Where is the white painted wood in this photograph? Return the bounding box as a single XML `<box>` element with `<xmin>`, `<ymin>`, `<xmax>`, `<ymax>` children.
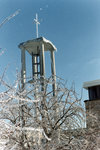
<box><xmin>18</xmin><ymin>37</ymin><xmax>57</xmax><ymax>55</ymax></box>
<box><xmin>40</xmin><ymin>43</ymin><xmax>45</xmax><ymax>91</ymax></box>
<box><xmin>40</xmin><ymin>43</ymin><xmax>45</xmax><ymax>77</ymax></box>
<box><xmin>21</xmin><ymin>48</ymin><xmax>26</xmax><ymax>87</ymax></box>
<box><xmin>50</xmin><ymin>51</ymin><xmax>56</xmax><ymax>96</ymax></box>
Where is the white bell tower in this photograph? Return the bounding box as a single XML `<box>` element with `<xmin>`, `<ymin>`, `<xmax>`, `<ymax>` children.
<box><xmin>18</xmin><ymin>32</ymin><xmax>57</xmax><ymax>95</ymax></box>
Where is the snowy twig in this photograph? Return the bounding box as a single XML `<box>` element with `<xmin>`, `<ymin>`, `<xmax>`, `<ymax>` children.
<box><xmin>0</xmin><ymin>9</ymin><xmax>20</xmax><ymax>28</ymax></box>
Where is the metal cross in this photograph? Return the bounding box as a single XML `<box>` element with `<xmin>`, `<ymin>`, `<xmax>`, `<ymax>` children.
<box><xmin>34</xmin><ymin>13</ymin><xmax>40</xmax><ymax>38</ymax></box>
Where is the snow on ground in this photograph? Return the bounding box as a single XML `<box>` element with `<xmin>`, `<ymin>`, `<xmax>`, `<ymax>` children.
<box><xmin>0</xmin><ymin>140</ymin><xmax>6</xmax><ymax>150</ymax></box>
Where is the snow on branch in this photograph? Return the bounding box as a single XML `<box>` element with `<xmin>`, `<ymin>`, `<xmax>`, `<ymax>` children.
<box><xmin>0</xmin><ymin>9</ymin><xmax>20</xmax><ymax>28</ymax></box>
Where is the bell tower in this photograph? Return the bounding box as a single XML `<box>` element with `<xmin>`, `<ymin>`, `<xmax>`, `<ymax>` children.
<box><xmin>18</xmin><ymin>13</ymin><xmax>57</xmax><ymax>95</ymax></box>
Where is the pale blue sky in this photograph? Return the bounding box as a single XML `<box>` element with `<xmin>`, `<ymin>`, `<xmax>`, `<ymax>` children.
<box><xmin>0</xmin><ymin>0</ymin><xmax>100</xmax><ymax>100</ymax></box>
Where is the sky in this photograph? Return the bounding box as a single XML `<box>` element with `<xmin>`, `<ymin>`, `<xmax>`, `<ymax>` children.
<box><xmin>0</xmin><ymin>0</ymin><xmax>100</xmax><ymax>101</ymax></box>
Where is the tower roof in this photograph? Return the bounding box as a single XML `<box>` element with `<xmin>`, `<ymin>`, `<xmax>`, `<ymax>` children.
<box><xmin>83</xmin><ymin>79</ymin><xmax>100</xmax><ymax>90</ymax></box>
<box><xmin>18</xmin><ymin>37</ymin><xmax>57</xmax><ymax>55</ymax></box>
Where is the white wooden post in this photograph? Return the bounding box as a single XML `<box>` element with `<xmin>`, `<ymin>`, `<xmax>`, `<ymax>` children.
<box><xmin>40</xmin><ymin>43</ymin><xmax>45</xmax><ymax>91</ymax></box>
<box><xmin>50</xmin><ymin>50</ymin><xmax>56</xmax><ymax>96</ymax></box>
<box><xmin>51</xmin><ymin>50</ymin><xmax>60</xmax><ymax>142</ymax></box>
<box><xmin>40</xmin><ymin>43</ymin><xmax>45</xmax><ymax>76</ymax></box>
<box><xmin>39</xmin><ymin>43</ymin><xmax>46</xmax><ymax>144</ymax></box>
<box><xmin>21</xmin><ymin>48</ymin><xmax>26</xmax><ymax>88</ymax></box>
<box><xmin>20</xmin><ymin>48</ymin><xmax>26</xmax><ymax>145</ymax></box>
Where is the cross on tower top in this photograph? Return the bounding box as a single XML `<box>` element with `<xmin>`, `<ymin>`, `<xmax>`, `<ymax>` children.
<box><xmin>34</xmin><ymin>13</ymin><xmax>40</xmax><ymax>38</ymax></box>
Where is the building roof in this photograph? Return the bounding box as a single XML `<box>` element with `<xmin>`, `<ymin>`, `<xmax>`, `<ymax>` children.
<box><xmin>18</xmin><ymin>37</ymin><xmax>57</xmax><ymax>55</ymax></box>
<box><xmin>83</xmin><ymin>79</ymin><xmax>100</xmax><ymax>90</ymax></box>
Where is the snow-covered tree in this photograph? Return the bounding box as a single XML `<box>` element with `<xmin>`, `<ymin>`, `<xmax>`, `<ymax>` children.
<box><xmin>0</xmin><ymin>74</ymin><xmax>85</xmax><ymax>150</ymax></box>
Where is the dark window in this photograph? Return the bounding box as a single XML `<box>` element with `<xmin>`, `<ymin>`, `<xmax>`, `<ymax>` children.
<box><xmin>88</xmin><ymin>86</ymin><xmax>100</xmax><ymax>100</ymax></box>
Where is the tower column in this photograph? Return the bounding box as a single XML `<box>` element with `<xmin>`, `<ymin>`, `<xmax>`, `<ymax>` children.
<box><xmin>40</xmin><ymin>43</ymin><xmax>45</xmax><ymax>77</ymax></box>
<box><xmin>21</xmin><ymin>48</ymin><xmax>26</xmax><ymax>88</ymax></box>
<box><xmin>40</xmin><ymin>43</ymin><xmax>45</xmax><ymax>91</ymax></box>
<box><xmin>20</xmin><ymin>48</ymin><xmax>26</xmax><ymax>144</ymax></box>
<box><xmin>50</xmin><ymin>51</ymin><xmax>56</xmax><ymax>96</ymax></box>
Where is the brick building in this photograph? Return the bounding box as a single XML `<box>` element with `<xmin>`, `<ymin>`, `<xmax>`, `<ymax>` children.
<box><xmin>83</xmin><ymin>79</ymin><xmax>100</xmax><ymax>128</ymax></box>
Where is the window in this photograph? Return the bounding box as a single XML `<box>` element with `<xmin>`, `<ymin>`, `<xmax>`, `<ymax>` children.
<box><xmin>88</xmin><ymin>86</ymin><xmax>100</xmax><ymax>100</ymax></box>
